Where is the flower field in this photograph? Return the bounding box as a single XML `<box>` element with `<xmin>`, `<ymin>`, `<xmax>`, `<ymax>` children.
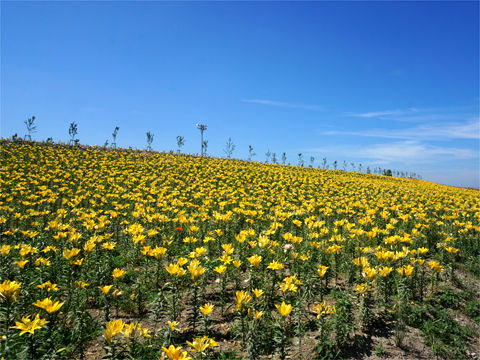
<box><xmin>1</xmin><ymin>141</ymin><xmax>479</xmax><ymax>360</ymax></box>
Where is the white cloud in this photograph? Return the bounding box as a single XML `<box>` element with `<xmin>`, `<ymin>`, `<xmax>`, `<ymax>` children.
<box><xmin>324</xmin><ymin>119</ymin><xmax>480</xmax><ymax>140</ymax></box>
<box><xmin>348</xmin><ymin>109</ymin><xmax>408</xmax><ymax>118</ymax></box>
<box><xmin>346</xmin><ymin>105</ymin><xmax>476</xmax><ymax>122</ymax></box>
<box><xmin>242</xmin><ymin>99</ymin><xmax>323</xmax><ymax>111</ymax></box>
<box><xmin>305</xmin><ymin>140</ymin><xmax>477</xmax><ymax>164</ymax></box>
<box><xmin>360</xmin><ymin>141</ymin><xmax>476</xmax><ymax>163</ymax></box>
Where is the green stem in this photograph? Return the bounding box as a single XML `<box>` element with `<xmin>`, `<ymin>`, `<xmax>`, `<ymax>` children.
<box><xmin>5</xmin><ymin>301</ymin><xmax>10</xmax><ymax>344</ymax></box>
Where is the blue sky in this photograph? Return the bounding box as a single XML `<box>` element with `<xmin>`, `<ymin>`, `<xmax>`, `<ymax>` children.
<box><xmin>2</xmin><ymin>1</ymin><xmax>479</xmax><ymax>187</ymax></box>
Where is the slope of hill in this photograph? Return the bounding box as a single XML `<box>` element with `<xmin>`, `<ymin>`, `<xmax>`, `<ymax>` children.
<box><xmin>1</xmin><ymin>140</ymin><xmax>479</xmax><ymax>359</ymax></box>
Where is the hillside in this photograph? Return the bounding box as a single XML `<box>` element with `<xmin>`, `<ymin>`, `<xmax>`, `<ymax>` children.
<box><xmin>1</xmin><ymin>141</ymin><xmax>479</xmax><ymax>360</ymax></box>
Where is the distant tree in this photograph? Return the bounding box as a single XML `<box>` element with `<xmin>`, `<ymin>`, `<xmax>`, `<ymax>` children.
<box><xmin>384</xmin><ymin>169</ymin><xmax>392</xmax><ymax>176</ymax></box>
<box><xmin>111</xmin><ymin>126</ymin><xmax>119</xmax><ymax>148</ymax></box>
<box><xmin>177</xmin><ymin>136</ymin><xmax>185</xmax><ymax>153</ymax></box>
<box><xmin>333</xmin><ymin>160</ymin><xmax>338</xmax><ymax>170</ymax></box>
<box><xmin>358</xmin><ymin>164</ymin><xmax>362</xmax><ymax>172</ymax></box>
<box><xmin>248</xmin><ymin>145</ymin><xmax>256</xmax><ymax>161</ymax></box>
<box><xmin>272</xmin><ymin>153</ymin><xmax>278</xmax><ymax>164</ymax></box>
<box><xmin>322</xmin><ymin>158</ymin><xmax>327</xmax><ymax>169</ymax></box>
<box><xmin>69</xmin><ymin>122</ymin><xmax>78</xmax><ymax>144</ymax></box>
<box><xmin>24</xmin><ymin>116</ymin><xmax>36</xmax><ymax>140</ymax></box>
<box><xmin>282</xmin><ymin>152</ymin><xmax>287</xmax><ymax>165</ymax></box>
<box><xmin>223</xmin><ymin>137</ymin><xmax>235</xmax><ymax>158</ymax></box>
<box><xmin>342</xmin><ymin>160</ymin><xmax>347</xmax><ymax>171</ymax></box>
<box><xmin>310</xmin><ymin>156</ymin><xmax>315</xmax><ymax>167</ymax></box>
<box><xmin>265</xmin><ymin>149</ymin><xmax>271</xmax><ymax>163</ymax></box>
<box><xmin>146</xmin><ymin>132</ymin><xmax>154</xmax><ymax>151</ymax></box>
<box><xmin>103</xmin><ymin>139</ymin><xmax>109</xmax><ymax>148</ymax></box>
<box><xmin>350</xmin><ymin>162</ymin><xmax>355</xmax><ymax>171</ymax></box>
<box><xmin>366</xmin><ymin>166</ymin><xmax>371</xmax><ymax>174</ymax></box>
<box><xmin>298</xmin><ymin>153</ymin><xmax>304</xmax><ymax>166</ymax></box>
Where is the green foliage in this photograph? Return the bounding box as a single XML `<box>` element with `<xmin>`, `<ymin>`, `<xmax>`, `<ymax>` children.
<box><xmin>374</xmin><ymin>341</ymin><xmax>387</xmax><ymax>356</ymax></box>
<box><xmin>465</xmin><ymin>300</ymin><xmax>480</xmax><ymax>324</ymax></box>
<box><xmin>407</xmin><ymin>301</ymin><xmax>474</xmax><ymax>359</ymax></box>
<box><xmin>332</xmin><ymin>290</ymin><xmax>353</xmax><ymax>350</ymax></box>
<box><xmin>438</xmin><ymin>288</ymin><xmax>461</xmax><ymax>309</ymax></box>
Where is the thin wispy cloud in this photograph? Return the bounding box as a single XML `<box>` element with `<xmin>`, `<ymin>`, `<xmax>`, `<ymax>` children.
<box><xmin>347</xmin><ymin>109</ymin><xmax>410</xmax><ymax>118</ymax></box>
<box><xmin>242</xmin><ymin>99</ymin><xmax>323</xmax><ymax>111</ymax></box>
<box><xmin>305</xmin><ymin>140</ymin><xmax>477</xmax><ymax>165</ymax></box>
<box><xmin>346</xmin><ymin>105</ymin><xmax>476</xmax><ymax>122</ymax></box>
<box><xmin>360</xmin><ymin>141</ymin><xmax>476</xmax><ymax>163</ymax></box>
<box><xmin>324</xmin><ymin>119</ymin><xmax>480</xmax><ymax>140</ymax></box>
